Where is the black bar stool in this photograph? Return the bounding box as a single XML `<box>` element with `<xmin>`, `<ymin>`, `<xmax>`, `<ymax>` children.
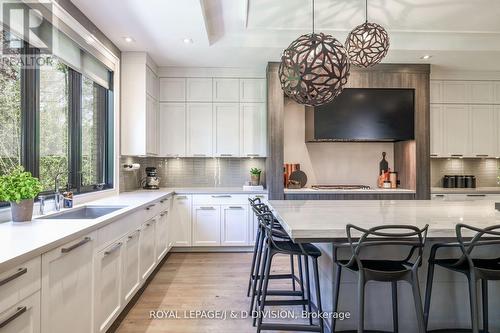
<box><xmin>424</xmin><ymin>223</ymin><xmax>500</xmax><ymax>333</ymax></box>
<box><xmin>255</xmin><ymin>211</ymin><xmax>324</xmax><ymax>333</ymax></box>
<box><xmin>247</xmin><ymin>198</ymin><xmax>305</xmax><ymax>315</ymax></box>
<box><xmin>332</xmin><ymin>224</ymin><xmax>429</xmax><ymax>333</ymax></box>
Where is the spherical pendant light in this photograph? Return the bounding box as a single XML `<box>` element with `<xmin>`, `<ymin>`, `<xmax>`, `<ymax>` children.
<box><xmin>279</xmin><ymin>33</ymin><xmax>350</xmax><ymax>106</ymax></box>
<box><xmin>345</xmin><ymin>0</ymin><xmax>390</xmax><ymax>68</ymax></box>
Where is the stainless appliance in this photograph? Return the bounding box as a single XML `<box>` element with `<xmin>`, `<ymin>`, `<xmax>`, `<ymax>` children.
<box><xmin>143</xmin><ymin>167</ymin><xmax>160</xmax><ymax>190</ymax></box>
<box><xmin>311</xmin><ymin>185</ymin><xmax>371</xmax><ymax>190</ymax></box>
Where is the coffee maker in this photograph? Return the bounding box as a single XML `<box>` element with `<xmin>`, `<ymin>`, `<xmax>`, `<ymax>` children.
<box><xmin>143</xmin><ymin>167</ymin><xmax>160</xmax><ymax>190</ymax></box>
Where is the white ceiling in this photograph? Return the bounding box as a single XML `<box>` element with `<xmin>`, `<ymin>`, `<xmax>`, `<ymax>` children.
<box><xmin>71</xmin><ymin>0</ymin><xmax>500</xmax><ymax>71</ymax></box>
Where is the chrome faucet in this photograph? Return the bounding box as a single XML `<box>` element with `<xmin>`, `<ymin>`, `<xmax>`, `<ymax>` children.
<box><xmin>54</xmin><ymin>173</ymin><xmax>65</xmax><ymax>211</ymax></box>
<box><xmin>39</xmin><ymin>195</ymin><xmax>46</xmax><ymax>215</ymax></box>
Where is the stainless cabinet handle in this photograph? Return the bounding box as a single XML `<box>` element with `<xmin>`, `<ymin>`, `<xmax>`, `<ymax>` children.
<box><xmin>104</xmin><ymin>242</ymin><xmax>123</xmax><ymax>256</ymax></box>
<box><xmin>200</xmin><ymin>207</ymin><xmax>215</xmax><ymax>210</ymax></box>
<box><xmin>128</xmin><ymin>230</ymin><xmax>140</xmax><ymax>240</ymax></box>
<box><xmin>160</xmin><ymin>211</ymin><xmax>168</xmax><ymax>217</ymax></box>
<box><xmin>220</xmin><ymin>154</ymin><xmax>233</xmax><ymax>157</ymax></box>
<box><xmin>0</xmin><ymin>306</ymin><xmax>27</xmax><ymax>329</ymax></box>
<box><xmin>229</xmin><ymin>206</ymin><xmax>243</xmax><ymax>209</ymax></box>
<box><xmin>61</xmin><ymin>237</ymin><xmax>92</xmax><ymax>253</ymax></box>
<box><xmin>212</xmin><ymin>195</ymin><xmax>232</xmax><ymax>198</ymax></box>
<box><xmin>247</xmin><ymin>154</ymin><xmax>260</xmax><ymax>157</ymax></box>
<box><xmin>176</xmin><ymin>196</ymin><xmax>188</xmax><ymax>199</ymax></box>
<box><xmin>0</xmin><ymin>267</ymin><xmax>27</xmax><ymax>287</ymax></box>
<box><xmin>451</xmin><ymin>154</ymin><xmax>463</xmax><ymax>157</ymax></box>
<box><xmin>145</xmin><ymin>204</ymin><xmax>156</xmax><ymax>210</ymax></box>
<box><xmin>434</xmin><ymin>194</ymin><xmax>445</xmax><ymax>197</ymax></box>
<box><xmin>145</xmin><ymin>222</ymin><xmax>153</xmax><ymax>227</ymax></box>
<box><xmin>476</xmin><ymin>154</ymin><xmax>489</xmax><ymax>157</ymax></box>
<box><xmin>159</xmin><ymin>199</ymin><xmax>166</xmax><ymax>203</ymax></box>
<box><xmin>466</xmin><ymin>194</ymin><xmax>486</xmax><ymax>197</ymax></box>
<box><xmin>430</xmin><ymin>154</ymin><xmax>438</xmax><ymax>157</ymax></box>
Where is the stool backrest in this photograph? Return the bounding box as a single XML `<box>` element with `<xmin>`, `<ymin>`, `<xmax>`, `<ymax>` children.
<box><xmin>345</xmin><ymin>224</ymin><xmax>429</xmax><ymax>270</ymax></box>
<box><xmin>455</xmin><ymin>223</ymin><xmax>500</xmax><ymax>267</ymax></box>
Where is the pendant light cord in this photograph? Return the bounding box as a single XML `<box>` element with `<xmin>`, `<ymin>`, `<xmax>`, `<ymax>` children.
<box><xmin>312</xmin><ymin>0</ymin><xmax>315</xmax><ymax>34</ymax></box>
<box><xmin>365</xmin><ymin>0</ymin><xmax>368</xmax><ymax>23</ymax></box>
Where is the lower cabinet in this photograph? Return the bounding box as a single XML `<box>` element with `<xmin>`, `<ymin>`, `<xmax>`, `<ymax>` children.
<box><xmin>122</xmin><ymin>229</ymin><xmax>141</xmax><ymax>304</ymax></box>
<box><xmin>139</xmin><ymin>218</ymin><xmax>157</xmax><ymax>280</ymax></box>
<box><xmin>93</xmin><ymin>239</ymin><xmax>124</xmax><ymax>333</ymax></box>
<box><xmin>0</xmin><ymin>291</ymin><xmax>40</xmax><ymax>333</ymax></box>
<box><xmin>156</xmin><ymin>210</ymin><xmax>169</xmax><ymax>261</ymax></box>
<box><xmin>171</xmin><ymin>195</ymin><xmax>192</xmax><ymax>247</ymax></box>
<box><xmin>41</xmin><ymin>233</ymin><xmax>95</xmax><ymax>333</ymax></box>
<box><xmin>221</xmin><ymin>205</ymin><xmax>249</xmax><ymax>246</ymax></box>
<box><xmin>192</xmin><ymin>205</ymin><xmax>221</xmax><ymax>246</ymax></box>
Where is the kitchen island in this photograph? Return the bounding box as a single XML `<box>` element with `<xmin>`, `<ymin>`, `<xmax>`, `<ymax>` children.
<box><xmin>268</xmin><ymin>200</ymin><xmax>500</xmax><ymax>332</ymax></box>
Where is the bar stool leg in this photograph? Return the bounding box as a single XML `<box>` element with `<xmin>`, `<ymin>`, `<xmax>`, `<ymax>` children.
<box><xmin>298</xmin><ymin>255</ymin><xmax>306</xmax><ymax>311</ymax></box>
<box><xmin>423</xmin><ymin>261</ymin><xmax>435</xmax><ymax>329</ymax></box>
<box><xmin>290</xmin><ymin>255</ymin><xmax>296</xmax><ymax>291</ymax></box>
<box><xmin>410</xmin><ymin>271</ymin><xmax>425</xmax><ymax>333</ymax></box>
<box><xmin>256</xmin><ymin>251</ymin><xmax>274</xmax><ymax>333</ymax></box>
<box><xmin>253</xmin><ymin>242</ymin><xmax>269</xmax><ymax>326</ymax></box>
<box><xmin>247</xmin><ymin>227</ymin><xmax>262</xmax><ymax>297</ymax></box>
<box><xmin>312</xmin><ymin>258</ymin><xmax>325</xmax><ymax>333</ymax></box>
<box><xmin>304</xmin><ymin>256</ymin><xmax>313</xmax><ymax>325</ymax></box>
<box><xmin>468</xmin><ymin>273</ymin><xmax>480</xmax><ymax>333</ymax></box>
<box><xmin>482</xmin><ymin>279</ymin><xmax>488</xmax><ymax>333</ymax></box>
<box><xmin>392</xmin><ymin>281</ymin><xmax>399</xmax><ymax>333</ymax></box>
<box><xmin>250</xmin><ymin>232</ymin><xmax>265</xmax><ymax>314</ymax></box>
<box><xmin>357</xmin><ymin>273</ymin><xmax>365</xmax><ymax>333</ymax></box>
<box><xmin>332</xmin><ymin>265</ymin><xmax>342</xmax><ymax>333</ymax></box>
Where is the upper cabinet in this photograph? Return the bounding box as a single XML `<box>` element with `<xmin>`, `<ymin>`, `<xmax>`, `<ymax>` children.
<box><xmin>121</xmin><ymin>52</ymin><xmax>160</xmax><ymax>156</ymax></box>
<box><xmin>187</xmin><ymin>103</ymin><xmax>213</xmax><ymax>157</ymax></box>
<box><xmin>159</xmin><ymin>103</ymin><xmax>186</xmax><ymax>157</ymax></box>
<box><xmin>160</xmin><ymin>78</ymin><xmax>186</xmax><ymax>102</ymax></box>
<box><xmin>240</xmin><ymin>79</ymin><xmax>266</xmax><ymax>102</ymax></box>
<box><xmin>431</xmin><ymin>80</ymin><xmax>500</xmax><ymax>104</ymax></box>
<box><xmin>186</xmin><ymin>78</ymin><xmax>213</xmax><ymax>102</ymax></box>
<box><xmin>214</xmin><ymin>103</ymin><xmax>240</xmax><ymax>157</ymax></box>
<box><xmin>241</xmin><ymin>103</ymin><xmax>267</xmax><ymax>157</ymax></box>
<box><xmin>213</xmin><ymin>78</ymin><xmax>239</xmax><ymax>102</ymax></box>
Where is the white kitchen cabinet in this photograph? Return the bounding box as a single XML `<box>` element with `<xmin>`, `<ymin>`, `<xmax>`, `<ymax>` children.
<box><xmin>187</xmin><ymin>103</ymin><xmax>213</xmax><ymax>157</ymax></box>
<box><xmin>192</xmin><ymin>205</ymin><xmax>221</xmax><ymax>246</ymax></box>
<box><xmin>93</xmin><ymin>240</ymin><xmax>123</xmax><ymax>333</ymax></box>
<box><xmin>121</xmin><ymin>52</ymin><xmax>159</xmax><ymax>156</ymax></box>
<box><xmin>442</xmin><ymin>104</ymin><xmax>470</xmax><ymax>156</ymax></box>
<box><xmin>495</xmin><ymin>82</ymin><xmax>500</xmax><ymax>104</ymax></box>
<box><xmin>0</xmin><ymin>291</ymin><xmax>40</xmax><ymax>333</ymax></box>
<box><xmin>430</xmin><ymin>104</ymin><xmax>443</xmax><ymax>157</ymax></box>
<box><xmin>171</xmin><ymin>195</ymin><xmax>192</xmax><ymax>247</ymax></box>
<box><xmin>241</xmin><ymin>103</ymin><xmax>267</xmax><ymax>157</ymax></box>
<box><xmin>470</xmin><ymin>105</ymin><xmax>495</xmax><ymax>157</ymax></box>
<box><xmin>442</xmin><ymin>81</ymin><xmax>468</xmax><ymax>104</ymax></box>
<box><xmin>187</xmin><ymin>78</ymin><xmax>213</xmax><ymax>102</ymax></box>
<box><xmin>430</xmin><ymin>80</ymin><xmax>442</xmax><ymax>104</ymax></box>
<box><xmin>41</xmin><ymin>232</ymin><xmax>95</xmax><ymax>333</ymax></box>
<box><xmin>221</xmin><ymin>205</ymin><xmax>249</xmax><ymax>246</ymax></box>
<box><xmin>139</xmin><ymin>219</ymin><xmax>157</xmax><ymax>280</ymax></box>
<box><xmin>155</xmin><ymin>210</ymin><xmax>169</xmax><ymax>261</ymax></box>
<box><xmin>240</xmin><ymin>79</ymin><xmax>266</xmax><ymax>102</ymax></box>
<box><xmin>214</xmin><ymin>103</ymin><xmax>240</xmax><ymax>157</ymax></box>
<box><xmin>159</xmin><ymin>103</ymin><xmax>186</xmax><ymax>157</ymax></box>
<box><xmin>121</xmin><ymin>229</ymin><xmax>140</xmax><ymax>304</ymax></box>
<box><xmin>213</xmin><ymin>78</ymin><xmax>239</xmax><ymax>102</ymax></box>
<box><xmin>470</xmin><ymin>81</ymin><xmax>494</xmax><ymax>104</ymax></box>
<box><xmin>160</xmin><ymin>78</ymin><xmax>186</xmax><ymax>102</ymax></box>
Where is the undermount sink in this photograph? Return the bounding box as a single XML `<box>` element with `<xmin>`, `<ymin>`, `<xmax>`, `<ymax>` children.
<box><xmin>37</xmin><ymin>206</ymin><xmax>126</xmax><ymax>220</ymax></box>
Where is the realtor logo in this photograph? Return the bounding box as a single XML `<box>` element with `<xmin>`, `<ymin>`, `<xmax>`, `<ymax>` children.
<box><xmin>2</xmin><ymin>1</ymin><xmax>53</xmax><ymax>54</ymax></box>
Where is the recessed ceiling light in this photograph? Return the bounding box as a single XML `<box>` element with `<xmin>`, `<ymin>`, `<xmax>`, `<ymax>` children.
<box><xmin>420</xmin><ymin>55</ymin><xmax>432</xmax><ymax>60</ymax></box>
<box><xmin>183</xmin><ymin>38</ymin><xmax>194</xmax><ymax>44</ymax></box>
<box><xmin>124</xmin><ymin>37</ymin><xmax>134</xmax><ymax>43</ymax></box>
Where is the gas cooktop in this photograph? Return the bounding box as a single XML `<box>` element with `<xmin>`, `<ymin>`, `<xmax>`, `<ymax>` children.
<box><xmin>311</xmin><ymin>185</ymin><xmax>371</xmax><ymax>190</ymax></box>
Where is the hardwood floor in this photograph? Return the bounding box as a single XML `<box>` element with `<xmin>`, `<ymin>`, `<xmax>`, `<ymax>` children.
<box><xmin>115</xmin><ymin>252</ymin><xmax>302</xmax><ymax>333</ymax></box>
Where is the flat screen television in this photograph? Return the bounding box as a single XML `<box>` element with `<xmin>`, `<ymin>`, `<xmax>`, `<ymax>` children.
<box><xmin>306</xmin><ymin>88</ymin><xmax>415</xmax><ymax>142</ymax></box>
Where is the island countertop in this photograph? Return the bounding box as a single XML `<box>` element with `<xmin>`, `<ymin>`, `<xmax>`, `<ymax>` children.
<box><xmin>268</xmin><ymin>199</ymin><xmax>500</xmax><ymax>241</ymax></box>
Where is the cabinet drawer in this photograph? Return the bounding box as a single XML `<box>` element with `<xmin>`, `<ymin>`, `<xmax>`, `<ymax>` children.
<box><xmin>0</xmin><ymin>257</ymin><xmax>41</xmax><ymax>314</ymax></box>
<box><xmin>0</xmin><ymin>290</ymin><xmax>40</xmax><ymax>333</ymax></box>
<box><xmin>192</xmin><ymin>194</ymin><xmax>249</xmax><ymax>205</ymax></box>
<box><xmin>96</xmin><ymin>210</ymin><xmax>141</xmax><ymax>250</ymax></box>
<box><xmin>158</xmin><ymin>196</ymin><xmax>172</xmax><ymax>212</ymax></box>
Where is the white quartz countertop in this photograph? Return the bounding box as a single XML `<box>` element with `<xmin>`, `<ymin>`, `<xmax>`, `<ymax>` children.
<box><xmin>160</xmin><ymin>187</ymin><xmax>267</xmax><ymax>194</ymax></box>
<box><xmin>269</xmin><ymin>199</ymin><xmax>500</xmax><ymax>241</ymax></box>
<box><xmin>284</xmin><ymin>188</ymin><xmax>416</xmax><ymax>194</ymax></box>
<box><xmin>0</xmin><ymin>190</ymin><xmax>174</xmax><ymax>271</ymax></box>
<box><xmin>431</xmin><ymin>187</ymin><xmax>500</xmax><ymax>194</ymax></box>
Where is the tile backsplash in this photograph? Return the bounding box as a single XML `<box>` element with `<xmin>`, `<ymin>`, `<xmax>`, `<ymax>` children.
<box><xmin>431</xmin><ymin>158</ymin><xmax>500</xmax><ymax>187</ymax></box>
<box><xmin>120</xmin><ymin>156</ymin><xmax>266</xmax><ymax>191</ymax></box>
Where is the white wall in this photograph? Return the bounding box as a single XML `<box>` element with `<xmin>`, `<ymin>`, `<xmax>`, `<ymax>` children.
<box><xmin>284</xmin><ymin>98</ymin><xmax>395</xmax><ymax>188</ymax></box>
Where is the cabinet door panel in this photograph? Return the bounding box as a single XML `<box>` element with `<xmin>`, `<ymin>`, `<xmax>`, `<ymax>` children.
<box><xmin>159</xmin><ymin>103</ymin><xmax>186</xmax><ymax>157</ymax></box>
<box><xmin>430</xmin><ymin>81</ymin><xmax>442</xmax><ymax>104</ymax></box>
<box><xmin>240</xmin><ymin>79</ymin><xmax>266</xmax><ymax>102</ymax></box>
<box><xmin>94</xmin><ymin>241</ymin><xmax>123</xmax><ymax>333</ymax></box>
<box><xmin>122</xmin><ymin>230</ymin><xmax>140</xmax><ymax>303</ymax></box>
<box><xmin>241</xmin><ymin>103</ymin><xmax>266</xmax><ymax>157</ymax></box>
<box><xmin>213</xmin><ymin>78</ymin><xmax>239</xmax><ymax>102</ymax></box>
<box><xmin>430</xmin><ymin>105</ymin><xmax>443</xmax><ymax>156</ymax></box>
<box><xmin>470</xmin><ymin>81</ymin><xmax>494</xmax><ymax>104</ymax></box>
<box><xmin>192</xmin><ymin>205</ymin><xmax>220</xmax><ymax>246</ymax></box>
<box><xmin>146</xmin><ymin>95</ymin><xmax>158</xmax><ymax>155</ymax></box>
<box><xmin>470</xmin><ymin>105</ymin><xmax>495</xmax><ymax>156</ymax></box>
<box><xmin>442</xmin><ymin>105</ymin><xmax>469</xmax><ymax>156</ymax></box>
<box><xmin>0</xmin><ymin>291</ymin><xmax>40</xmax><ymax>333</ymax></box>
<box><xmin>442</xmin><ymin>81</ymin><xmax>468</xmax><ymax>104</ymax></box>
<box><xmin>139</xmin><ymin>220</ymin><xmax>156</xmax><ymax>280</ymax></box>
<box><xmin>495</xmin><ymin>82</ymin><xmax>500</xmax><ymax>104</ymax></box>
<box><xmin>187</xmin><ymin>103</ymin><xmax>213</xmax><ymax>156</ymax></box>
<box><xmin>221</xmin><ymin>205</ymin><xmax>248</xmax><ymax>246</ymax></box>
<box><xmin>41</xmin><ymin>233</ymin><xmax>95</xmax><ymax>333</ymax></box>
<box><xmin>186</xmin><ymin>78</ymin><xmax>212</xmax><ymax>102</ymax></box>
<box><xmin>146</xmin><ymin>66</ymin><xmax>158</xmax><ymax>100</ymax></box>
<box><xmin>214</xmin><ymin>103</ymin><xmax>240</xmax><ymax>156</ymax></box>
<box><xmin>156</xmin><ymin>211</ymin><xmax>169</xmax><ymax>261</ymax></box>
<box><xmin>160</xmin><ymin>78</ymin><xmax>186</xmax><ymax>102</ymax></box>
<box><xmin>171</xmin><ymin>195</ymin><xmax>192</xmax><ymax>247</ymax></box>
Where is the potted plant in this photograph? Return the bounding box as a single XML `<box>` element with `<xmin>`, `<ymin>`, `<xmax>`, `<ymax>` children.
<box><xmin>0</xmin><ymin>167</ymin><xmax>43</xmax><ymax>222</ymax></box>
<box><xmin>250</xmin><ymin>168</ymin><xmax>262</xmax><ymax>186</ymax></box>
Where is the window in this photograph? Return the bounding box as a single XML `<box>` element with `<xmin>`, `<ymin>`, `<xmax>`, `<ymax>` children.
<box><xmin>0</xmin><ymin>36</ymin><xmax>113</xmax><ymax>205</ymax></box>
